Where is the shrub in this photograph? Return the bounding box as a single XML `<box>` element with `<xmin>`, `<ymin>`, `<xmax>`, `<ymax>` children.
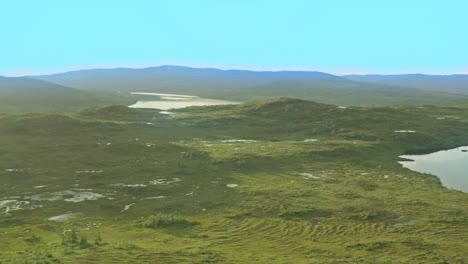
<box><xmin>94</xmin><ymin>232</ymin><xmax>103</xmax><ymax>245</ymax></box>
<box><xmin>23</xmin><ymin>234</ymin><xmax>41</xmax><ymax>243</ymax></box>
<box><xmin>347</xmin><ymin>240</ymin><xmax>394</xmax><ymax>251</ymax></box>
<box><xmin>112</xmin><ymin>242</ymin><xmax>139</xmax><ymax>250</ymax></box>
<box><xmin>61</xmin><ymin>229</ymin><xmax>91</xmax><ymax>249</ymax></box>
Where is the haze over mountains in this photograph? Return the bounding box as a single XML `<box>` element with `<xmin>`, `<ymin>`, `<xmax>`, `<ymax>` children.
<box><xmin>31</xmin><ymin>65</ymin><xmax>468</xmax><ymax>92</ymax></box>
<box><xmin>346</xmin><ymin>74</ymin><xmax>468</xmax><ymax>95</ymax></box>
<box><xmin>1</xmin><ymin>65</ymin><xmax>467</xmax><ymax>112</ymax></box>
<box><xmin>0</xmin><ymin>76</ymin><xmax>78</xmax><ymax>93</ymax></box>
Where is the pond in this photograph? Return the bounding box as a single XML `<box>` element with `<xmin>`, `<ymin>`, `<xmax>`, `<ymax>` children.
<box><xmin>128</xmin><ymin>92</ymin><xmax>240</xmax><ymax>110</ymax></box>
<box><xmin>399</xmin><ymin>146</ymin><xmax>468</xmax><ymax>193</ymax></box>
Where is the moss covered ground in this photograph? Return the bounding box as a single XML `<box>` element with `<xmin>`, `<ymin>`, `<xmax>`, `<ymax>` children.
<box><xmin>0</xmin><ymin>99</ymin><xmax>467</xmax><ymax>263</ymax></box>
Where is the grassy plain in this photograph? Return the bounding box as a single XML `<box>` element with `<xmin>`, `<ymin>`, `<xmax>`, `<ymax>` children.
<box><xmin>0</xmin><ymin>99</ymin><xmax>467</xmax><ymax>263</ymax></box>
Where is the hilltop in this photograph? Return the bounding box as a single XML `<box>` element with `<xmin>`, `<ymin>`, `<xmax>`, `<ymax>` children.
<box><xmin>174</xmin><ymin>98</ymin><xmax>468</xmax><ymax>150</ymax></box>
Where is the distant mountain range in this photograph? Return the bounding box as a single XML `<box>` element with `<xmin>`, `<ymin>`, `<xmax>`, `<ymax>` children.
<box><xmin>30</xmin><ymin>66</ymin><xmax>468</xmax><ymax>107</ymax></box>
<box><xmin>345</xmin><ymin>74</ymin><xmax>468</xmax><ymax>95</ymax></box>
<box><xmin>31</xmin><ymin>65</ymin><xmax>352</xmax><ymax>93</ymax></box>
<box><xmin>1</xmin><ymin>66</ymin><xmax>467</xmax><ymax>112</ymax></box>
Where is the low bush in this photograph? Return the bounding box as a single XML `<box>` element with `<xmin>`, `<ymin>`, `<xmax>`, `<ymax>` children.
<box><xmin>134</xmin><ymin>213</ymin><xmax>197</xmax><ymax>228</ymax></box>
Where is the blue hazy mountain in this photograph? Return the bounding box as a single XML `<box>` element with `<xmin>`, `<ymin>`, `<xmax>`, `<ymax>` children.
<box><xmin>32</xmin><ymin>66</ymin><xmax>468</xmax><ymax>106</ymax></box>
<box><xmin>345</xmin><ymin>74</ymin><xmax>468</xmax><ymax>95</ymax></box>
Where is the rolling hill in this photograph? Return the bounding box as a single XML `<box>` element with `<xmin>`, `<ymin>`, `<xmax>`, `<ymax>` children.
<box><xmin>0</xmin><ymin>77</ymin><xmax>134</xmax><ymax>113</ymax></box>
<box><xmin>0</xmin><ymin>98</ymin><xmax>467</xmax><ymax>263</ymax></box>
<box><xmin>32</xmin><ymin>66</ymin><xmax>468</xmax><ymax>106</ymax></box>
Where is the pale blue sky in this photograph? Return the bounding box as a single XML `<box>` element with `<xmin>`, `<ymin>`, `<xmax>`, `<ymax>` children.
<box><xmin>1</xmin><ymin>0</ymin><xmax>467</xmax><ymax>76</ymax></box>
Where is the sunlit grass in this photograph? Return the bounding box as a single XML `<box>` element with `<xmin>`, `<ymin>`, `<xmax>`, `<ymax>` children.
<box><xmin>0</xmin><ymin>99</ymin><xmax>467</xmax><ymax>263</ymax></box>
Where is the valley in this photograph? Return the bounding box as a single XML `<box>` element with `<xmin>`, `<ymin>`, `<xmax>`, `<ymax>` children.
<box><xmin>3</xmin><ymin>1</ymin><xmax>467</xmax><ymax>262</ymax></box>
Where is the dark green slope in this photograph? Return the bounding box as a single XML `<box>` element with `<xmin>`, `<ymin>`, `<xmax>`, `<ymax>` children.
<box><xmin>0</xmin><ymin>77</ymin><xmax>134</xmax><ymax>113</ymax></box>
<box><xmin>176</xmin><ymin>97</ymin><xmax>468</xmax><ymax>150</ymax></box>
<box><xmin>32</xmin><ymin>66</ymin><xmax>468</xmax><ymax>106</ymax></box>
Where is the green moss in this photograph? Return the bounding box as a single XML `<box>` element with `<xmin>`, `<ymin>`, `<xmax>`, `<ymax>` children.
<box><xmin>0</xmin><ymin>98</ymin><xmax>467</xmax><ymax>263</ymax></box>
<box><xmin>134</xmin><ymin>213</ymin><xmax>197</xmax><ymax>228</ymax></box>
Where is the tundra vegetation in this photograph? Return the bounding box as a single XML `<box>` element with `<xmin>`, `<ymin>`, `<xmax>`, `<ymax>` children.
<box><xmin>0</xmin><ymin>98</ymin><xmax>467</xmax><ymax>263</ymax></box>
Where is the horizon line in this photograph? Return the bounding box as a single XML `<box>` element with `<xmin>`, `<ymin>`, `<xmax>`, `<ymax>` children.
<box><xmin>2</xmin><ymin>64</ymin><xmax>468</xmax><ymax>77</ymax></box>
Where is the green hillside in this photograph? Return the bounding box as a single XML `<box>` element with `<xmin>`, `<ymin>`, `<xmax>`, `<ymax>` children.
<box><xmin>0</xmin><ymin>77</ymin><xmax>134</xmax><ymax>113</ymax></box>
<box><xmin>0</xmin><ymin>99</ymin><xmax>467</xmax><ymax>263</ymax></box>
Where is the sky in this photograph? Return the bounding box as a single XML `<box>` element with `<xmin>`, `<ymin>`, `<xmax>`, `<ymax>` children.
<box><xmin>1</xmin><ymin>0</ymin><xmax>467</xmax><ymax>76</ymax></box>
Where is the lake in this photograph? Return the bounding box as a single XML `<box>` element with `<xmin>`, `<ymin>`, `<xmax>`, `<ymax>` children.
<box><xmin>399</xmin><ymin>146</ymin><xmax>468</xmax><ymax>193</ymax></box>
<box><xmin>128</xmin><ymin>92</ymin><xmax>240</xmax><ymax>110</ymax></box>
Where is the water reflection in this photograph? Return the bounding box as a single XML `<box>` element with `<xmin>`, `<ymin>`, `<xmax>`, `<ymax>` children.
<box><xmin>399</xmin><ymin>146</ymin><xmax>468</xmax><ymax>192</ymax></box>
<box><xmin>128</xmin><ymin>92</ymin><xmax>240</xmax><ymax>110</ymax></box>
